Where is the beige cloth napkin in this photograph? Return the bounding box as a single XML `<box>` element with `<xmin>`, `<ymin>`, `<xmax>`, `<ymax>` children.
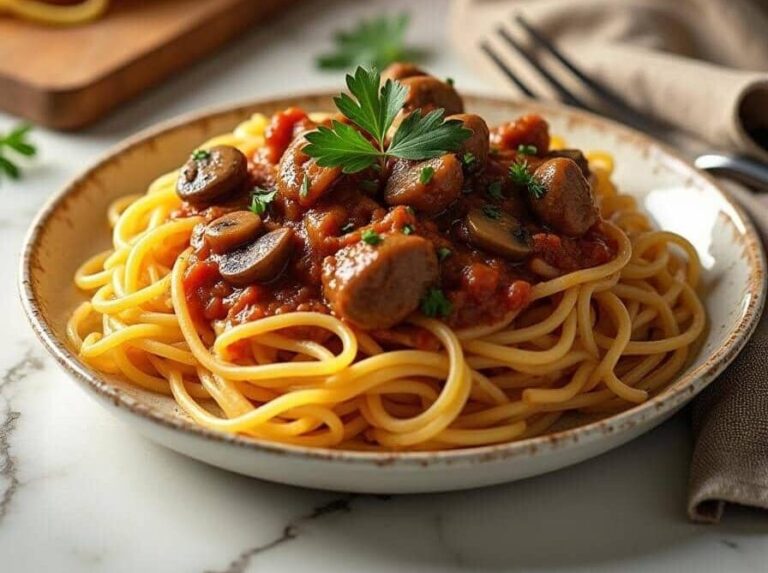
<box><xmin>450</xmin><ymin>0</ymin><xmax>768</xmax><ymax>522</ymax></box>
<box><xmin>449</xmin><ymin>0</ymin><xmax>768</xmax><ymax>160</ymax></box>
<box><xmin>688</xmin><ymin>189</ymin><xmax>768</xmax><ymax>523</ymax></box>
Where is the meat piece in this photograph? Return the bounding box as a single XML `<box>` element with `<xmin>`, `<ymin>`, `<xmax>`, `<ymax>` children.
<box><xmin>491</xmin><ymin>114</ymin><xmax>550</xmax><ymax>154</ymax></box>
<box><xmin>545</xmin><ymin>149</ymin><xmax>591</xmax><ymax>178</ymax></box>
<box><xmin>277</xmin><ymin>134</ymin><xmax>341</xmax><ymax>207</ymax></box>
<box><xmin>448</xmin><ymin>113</ymin><xmax>489</xmax><ymax>170</ymax></box>
<box><xmin>322</xmin><ymin>234</ymin><xmax>439</xmax><ymax>329</ymax></box>
<box><xmin>400</xmin><ymin>76</ymin><xmax>464</xmax><ymax>116</ymax></box>
<box><xmin>530</xmin><ymin>158</ymin><xmax>599</xmax><ymax>236</ymax></box>
<box><xmin>381</xmin><ymin>62</ymin><xmax>427</xmax><ymax>82</ymax></box>
<box><xmin>384</xmin><ymin>155</ymin><xmax>463</xmax><ymax>215</ymax></box>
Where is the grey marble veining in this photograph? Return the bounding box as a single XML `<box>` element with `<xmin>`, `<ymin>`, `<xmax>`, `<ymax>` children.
<box><xmin>0</xmin><ymin>1</ymin><xmax>766</xmax><ymax>571</ymax></box>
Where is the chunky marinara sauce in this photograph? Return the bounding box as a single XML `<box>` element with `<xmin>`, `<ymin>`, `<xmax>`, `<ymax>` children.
<box><xmin>176</xmin><ymin>108</ymin><xmax>616</xmax><ymax>342</ymax></box>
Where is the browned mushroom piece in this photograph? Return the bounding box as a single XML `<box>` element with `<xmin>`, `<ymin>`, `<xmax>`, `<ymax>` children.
<box><xmin>448</xmin><ymin>113</ymin><xmax>489</xmax><ymax>170</ymax></box>
<box><xmin>400</xmin><ymin>76</ymin><xmax>464</xmax><ymax>116</ymax></box>
<box><xmin>384</xmin><ymin>155</ymin><xmax>463</xmax><ymax>215</ymax></box>
<box><xmin>176</xmin><ymin>145</ymin><xmax>248</xmax><ymax>205</ymax></box>
<box><xmin>465</xmin><ymin>207</ymin><xmax>532</xmax><ymax>260</ymax></box>
<box><xmin>530</xmin><ymin>157</ymin><xmax>599</xmax><ymax>236</ymax></box>
<box><xmin>219</xmin><ymin>227</ymin><xmax>295</xmax><ymax>286</ymax></box>
<box><xmin>381</xmin><ymin>62</ymin><xmax>427</xmax><ymax>82</ymax></box>
<box><xmin>277</xmin><ymin>135</ymin><xmax>341</xmax><ymax>205</ymax></box>
<box><xmin>204</xmin><ymin>211</ymin><xmax>263</xmax><ymax>254</ymax></box>
<box><xmin>545</xmin><ymin>149</ymin><xmax>591</xmax><ymax>178</ymax></box>
<box><xmin>322</xmin><ymin>233</ymin><xmax>439</xmax><ymax>329</ymax></box>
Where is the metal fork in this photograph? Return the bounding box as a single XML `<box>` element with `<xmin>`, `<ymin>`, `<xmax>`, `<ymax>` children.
<box><xmin>480</xmin><ymin>15</ymin><xmax>768</xmax><ymax>192</ymax></box>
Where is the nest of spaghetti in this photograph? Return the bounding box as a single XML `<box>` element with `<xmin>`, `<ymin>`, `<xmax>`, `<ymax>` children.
<box><xmin>68</xmin><ymin>64</ymin><xmax>706</xmax><ymax>451</ymax></box>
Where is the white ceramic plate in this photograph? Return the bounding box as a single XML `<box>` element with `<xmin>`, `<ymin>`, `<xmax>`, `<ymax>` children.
<box><xmin>20</xmin><ymin>94</ymin><xmax>767</xmax><ymax>493</ymax></box>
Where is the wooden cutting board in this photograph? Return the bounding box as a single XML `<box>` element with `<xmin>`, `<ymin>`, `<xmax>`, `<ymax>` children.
<box><xmin>0</xmin><ymin>0</ymin><xmax>292</xmax><ymax>130</ymax></box>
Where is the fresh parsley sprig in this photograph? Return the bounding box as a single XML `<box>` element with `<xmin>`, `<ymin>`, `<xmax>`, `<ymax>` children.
<box><xmin>250</xmin><ymin>187</ymin><xmax>277</xmax><ymax>215</ymax></box>
<box><xmin>304</xmin><ymin>67</ymin><xmax>471</xmax><ymax>174</ymax></box>
<box><xmin>316</xmin><ymin>13</ymin><xmax>425</xmax><ymax>71</ymax></box>
<box><xmin>509</xmin><ymin>160</ymin><xmax>547</xmax><ymax>199</ymax></box>
<box><xmin>0</xmin><ymin>124</ymin><xmax>37</xmax><ymax>182</ymax></box>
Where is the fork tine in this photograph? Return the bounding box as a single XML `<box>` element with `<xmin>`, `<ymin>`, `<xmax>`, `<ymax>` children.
<box><xmin>496</xmin><ymin>26</ymin><xmax>592</xmax><ymax>110</ymax></box>
<box><xmin>480</xmin><ymin>41</ymin><xmax>536</xmax><ymax>98</ymax></box>
<box><xmin>514</xmin><ymin>14</ymin><xmax>663</xmax><ymax>130</ymax></box>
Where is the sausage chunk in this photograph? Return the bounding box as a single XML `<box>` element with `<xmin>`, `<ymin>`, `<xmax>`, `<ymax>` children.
<box><xmin>529</xmin><ymin>158</ymin><xmax>599</xmax><ymax>236</ymax></box>
<box><xmin>384</xmin><ymin>155</ymin><xmax>463</xmax><ymax>215</ymax></box>
<box><xmin>381</xmin><ymin>62</ymin><xmax>427</xmax><ymax>82</ymax></box>
<box><xmin>322</xmin><ymin>234</ymin><xmax>439</xmax><ymax>329</ymax></box>
<box><xmin>400</xmin><ymin>76</ymin><xmax>464</xmax><ymax>116</ymax></box>
<box><xmin>448</xmin><ymin>113</ymin><xmax>489</xmax><ymax>170</ymax></box>
<box><xmin>277</xmin><ymin>134</ymin><xmax>341</xmax><ymax>206</ymax></box>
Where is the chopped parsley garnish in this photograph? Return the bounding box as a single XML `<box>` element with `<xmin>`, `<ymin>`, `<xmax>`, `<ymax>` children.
<box><xmin>421</xmin><ymin>288</ymin><xmax>453</xmax><ymax>318</ymax></box>
<box><xmin>360</xmin><ymin>179</ymin><xmax>379</xmax><ymax>193</ymax></box>
<box><xmin>191</xmin><ymin>149</ymin><xmax>210</xmax><ymax>161</ymax></box>
<box><xmin>462</xmin><ymin>152</ymin><xmax>476</xmax><ymax>168</ymax></box>
<box><xmin>482</xmin><ymin>204</ymin><xmax>502</xmax><ymax>220</ymax></box>
<box><xmin>300</xmin><ymin>176</ymin><xmax>311</xmax><ymax>198</ymax></box>
<box><xmin>437</xmin><ymin>247</ymin><xmax>452</xmax><ymax>261</ymax></box>
<box><xmin>361</xmin><ymin>229</ymin><xmax>383</xmax><ymax>245</ymax></box>
<box><xmin>487</xmin><ymin>180</ymin><xmax>503</xmax><ymax>200</ymax></box>
<box><xmin>340</xmin><ymin>222</ymin><xmax>356</xmax><ymax>234</ymax></box>
<box><xmin>509</xmin><ymin>160</ymin><xmax>547</xmax><ymax>199</ymax></box>
<box><xmin>316</xmin><ymin>13</ymin><xmax>424</xmax><ymax>71</ymax></box>
<box><xmin>0</xmin><ymin>123</ymin><xmax>36</xmax><ymax>182</ymax></box>
<box><xmin>249</xmin><ymin>188</ymin><xmax>277</xmax><ymax>215</ymax></box>
<box><xmin>402</xmin><ymin>224</ymin><xmax>414</xmax><ymax>235</ymax></box>
<box><xmin>304</xmin><ymin>66</ymin><xmax>471</xmax><ymax>174</ymax></box>
<box><xmin>419</xmin><ymin>165</ymin><xmax>435</xmax><ymax>184</ymax></box>
<box><xmin>517</xmin><ymin>144</ymin><xmax>538</xmax><ymax>155</ymax></box>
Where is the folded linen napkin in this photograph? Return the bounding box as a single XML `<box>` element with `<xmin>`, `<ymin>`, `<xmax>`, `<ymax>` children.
<box><xmin>450</xmin><ymin>0</ymin><xmax>768</xmax><ymax>522</ymax></box>
<box><xmin>449</xmin><ymin>0</ymin><xmax>768</xmax><ymax>161</ymax></box>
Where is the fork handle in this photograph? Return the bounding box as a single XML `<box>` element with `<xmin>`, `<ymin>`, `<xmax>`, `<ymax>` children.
<box><xmin>695</xmin><ymin>154</ymin><xmax>768</xmax><ymax>193</ymax></box>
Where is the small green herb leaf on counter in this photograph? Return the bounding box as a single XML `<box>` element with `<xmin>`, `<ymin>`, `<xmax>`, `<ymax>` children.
<box><xmin>0</xmin><ymin>123</ymin><xmax>37</xmax><ymax>182</ymax></box>
<box><xmin>316</xmin><ymin>13</ymin><xmax>425</xmax><ymax>71</ymax></box>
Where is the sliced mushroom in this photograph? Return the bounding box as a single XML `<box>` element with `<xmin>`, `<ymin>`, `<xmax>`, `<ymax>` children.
<box><xmin>545</xmin><ymin>149</ymin><xmax>591</xmax><ymax>178</ymax></box>
<box><xmin>530</xmin><ymin>158</ymin><xmax>599</xmax><ymax>236</ymax></box>
<box><xmin>384</xmin><ymin>155</ymin><xmax>463</xmax><ymax>215</ymax></box>
<box><xmin>219</xmin><ymin>227</ymin><xmax>294</xmax><ymax>286</ymax></box>
<box><xmin>465</xmin><ymin>207</ymin><xmax>532</xmax><ymax>260</ymax></box>
<box><xmin>448</xmin><ymin>113</ymin><xmax>489</xmax><ymax>171</ymax></box>
<box><xmin>400</xmin><ymin>76</ymin><xmax>464</xmax><ymax>116</ymax></box>
<box><xmin>176</xmin><ymin>145</ymin><xmax>248</xmax><ymax>205</ymax></box>
<box><xmin>204</xmin><ymin>211</ymin><xmax>263</xmax><ymax>254</ymax></box>
<box><xmin>381</xmin><ymin>62</ymin><xmax>427</xmax><ymax>82</ymax></box>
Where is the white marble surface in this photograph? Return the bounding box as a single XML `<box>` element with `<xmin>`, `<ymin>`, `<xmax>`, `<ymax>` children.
<box><xmin>2</xmin><ymin>1</ymin><xmax>767</xmax><ymax>571</ymax></box>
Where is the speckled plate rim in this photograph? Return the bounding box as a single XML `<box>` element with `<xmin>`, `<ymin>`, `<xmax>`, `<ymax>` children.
<box><xmin>19</xmin><ymin>91</ymin><xmax>767</xmax><ymax>468</ymax></box>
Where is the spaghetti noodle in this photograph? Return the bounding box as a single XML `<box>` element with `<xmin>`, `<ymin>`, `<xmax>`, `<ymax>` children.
<box><xmin>67</xmin><ymin>70</ymin><xmax>706</xmax><ymax>451</ymax></box>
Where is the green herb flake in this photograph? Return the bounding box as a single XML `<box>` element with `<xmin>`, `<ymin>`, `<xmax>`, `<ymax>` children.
<box><xmin>419</xmin><ymin>165</ymin><xmax>435</xmax><ymax>184</ymax></box>
<box><xmin>402</xmin><ymin>224</ymin><xmax>414</xmax><ymax>235</ymax></box>
<box><xmin>420</xmin><ymin>288</ymin><xmax>453</xmax><ymax>318</ymax></box>
<box><xmin>462</xmin><ymin>152</ymin><xmax>476</xmax><ymax>167</ymax></box>
<box><xmin>300</xmin><ymin>176</ymin><xmax>311</xmax><ymax>198</ymax></box>
<box><xmin>0</xmin><ymin>123</ymin><xmax>37</xmax><ymax>182</ymax></box>
<box><xmin>316</xmin><ymin>13</ymin><xmax>424</xmax><ymax>71</ymax></box>
<box><xmin>487</xmin><ymin>180</ymin><xmax>503</xmax><ymax>200</ymax></box>
<box><xmin>360</xmin><ymin>179</ymin><xmax>379</xmax><ymax>193</ymax></box>
<box><xmin>482</xmin><ymin>204</ymin><xmax>502</xmax><ymax>220</ymax></box>
<box><xmin>303</xmin><ymin>66</ymin><xmax>471</xmax><ymax>174</ymax></box>
<box><xmin>361</xmin><ymin>229</ymin><xmax>383</xmax><ymax>245</ymax></box>
<box><xmin>191</xmin><ymin>149</ymin><xmax>211</xmax><ymax>161</ymax></box>
<box><xmin>249</xmin><ymin>187</ymin><xmax>277</xmax><ymax>215</ymax></box>
<box><xmin>509</xmin><ymin>160</ymin><xmax>547</xmax><ymax>199</ymax></box>
<box><xmin>437</xmin><ymin>247</ymin><xmax>452</xmax><ymax>261</ymax></box>
<box><xmin>446</xmin><ymin>77</ymin><xmax>455</xmax><ymax>87</ymax></box>
<box><xmin>340</xmin><ymin>222</ymin><xmax>356</xmax><ymax>234</ymax></box>
<box><xmin>517</xmin><ymin>144</ymin><xmax>538</xmax><ymax>156</ymax></box>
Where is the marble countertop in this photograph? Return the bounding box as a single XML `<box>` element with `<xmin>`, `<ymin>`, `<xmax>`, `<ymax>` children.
<box><xmin>1</xmin><ymin>1</ymin><xmax>767</xmax><ymax>571</ymax></box>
